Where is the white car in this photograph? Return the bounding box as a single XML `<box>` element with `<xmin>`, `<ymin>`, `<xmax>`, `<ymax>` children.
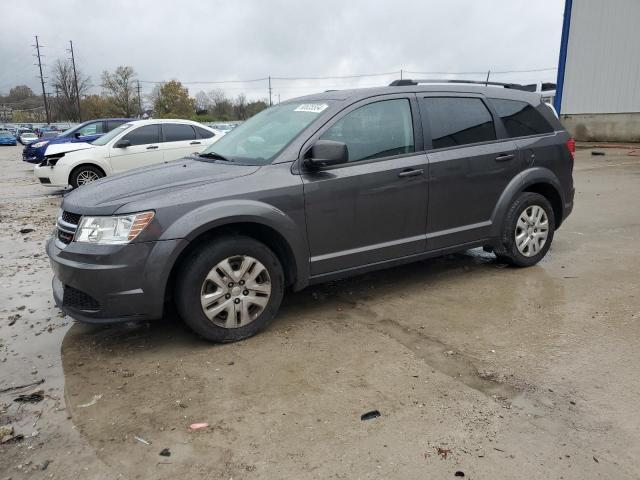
<box><xmin>34</xmin><ymin>119</ymin><xmax>223</xmax><ymax>188</ymax></box>
<box><xmin>19</xmin><ymin>132</ymin><xmax>39</xmax><ymax>145</ymax></box>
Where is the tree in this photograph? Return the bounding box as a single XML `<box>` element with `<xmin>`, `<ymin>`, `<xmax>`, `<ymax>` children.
<box><xmin>246</xmin><ymin>99</ymin><xmax>269</xmax><ymax>118</ymax></box>
<box><xmin>81</xmin><ymin>94</ymin><xmax>117</xmax><ymax>119</ymax></box>
<box><xmin>152</xmin><ymin>80</ymin><xmax>195</xmax><ymax>118</ymax></box>
<box><xmin>233</xmin><ymin>94</ymin><xmax>248</xmax><ymax>120</ymax></box>
<box><xmin>101</xmin><ymin>66</ymin><xmax>138</xmax><ymax>117</ymax></box>
<box><xmin>51</xmin><ymin>59</ymin><xmax>90</xmax><ymax>121</ymax></box>
<box><xmin>8</xmin><ymin>85</ymin><xmax>35</xmax><ymax>102</ymax></box>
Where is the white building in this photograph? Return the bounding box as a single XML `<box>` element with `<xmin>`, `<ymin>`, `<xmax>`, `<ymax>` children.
<box><xmin>556</xmin><ymin>0</ymin><xmax>640</xmax><ymax>142</ymax></box>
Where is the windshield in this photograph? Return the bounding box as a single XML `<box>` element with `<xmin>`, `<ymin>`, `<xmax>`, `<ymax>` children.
<box><xmin>92</xmin><ymin>123</ymin><xmax>133</xmax><ymax>146</ymax></box>
<box><xmin>199</xmin><ymin>101</ymin><xmax>332</xmax><ymax>165</ymax></box>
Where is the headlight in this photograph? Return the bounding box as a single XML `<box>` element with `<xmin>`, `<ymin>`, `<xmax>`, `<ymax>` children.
<box><xmin>75</xmin><ymin>211</ymin><xmax>155</xmax><ymax>244</ymax></box>
<box><xmin>32</xmin><ymin>141</ymin><xmax>49</xmax><ymax>148</ymax></box>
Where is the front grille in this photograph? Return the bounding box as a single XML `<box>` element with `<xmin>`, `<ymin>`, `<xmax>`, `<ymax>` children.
<box><xmin>63</xmin><ymin>286</ymin><xmax>100</xmax><ymax>311</ymax></box>
<box><xmin>62</xmin><ymin>211</ymin><xmax>81</xmax><ymax>224</ymax></box>
<box><xmin>56</xmin><ymin>211</ymin><xmax>81</xmax><ymax>246</ymax></box>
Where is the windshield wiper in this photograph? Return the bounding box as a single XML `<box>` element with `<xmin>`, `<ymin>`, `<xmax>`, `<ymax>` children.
<box><xmin>197</xmin><ymin>151</ymin><xmax>233</xmax><ymax>162</ymax></box>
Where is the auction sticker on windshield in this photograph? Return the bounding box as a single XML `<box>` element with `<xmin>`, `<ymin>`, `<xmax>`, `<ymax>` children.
<box><xmin>294</xmin><ymin>103</ymin><xmax>328</xmax><ymax>113</ymax></box>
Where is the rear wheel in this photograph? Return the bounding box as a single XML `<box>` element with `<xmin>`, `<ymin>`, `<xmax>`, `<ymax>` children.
<box><xmin>70</xmin><ymin>165</ymin><xmax>104</xmax><ymax>188</ymax></box>
<box><xmin>495</xmin><ymin>192</ymin><xmax>555</xmax><ymax>267</ymax></box>
<box><xmin>175</xmin><ymin>236</ymin><xmax>285</xmax><ymax>342</ymax></box>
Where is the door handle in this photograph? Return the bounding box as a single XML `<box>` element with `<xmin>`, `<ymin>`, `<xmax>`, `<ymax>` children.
<box><xmin>146</xmin><ymin>145</ymin><xmax>159</xmax><ymax>150</ymax></box>
<box><xmin>190</xmin><ymin>141</ymin><xmax>201</xmax><ymax>145</ymax></box>
<box><xmin>397</xmin><ymin>168</ymin><xmax>424</xmax><ymax>178</ymax></box>
<box><xmin>495</xmin><ymin>153</ymin><xmax>515</xmax><ymax>161</ymax></box>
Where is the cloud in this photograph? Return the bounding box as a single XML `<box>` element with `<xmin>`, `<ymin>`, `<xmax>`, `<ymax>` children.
<box><xmin>0</xmin><ymin>0</ymin><xmax>563</xmax><ymax>101</ymax></box>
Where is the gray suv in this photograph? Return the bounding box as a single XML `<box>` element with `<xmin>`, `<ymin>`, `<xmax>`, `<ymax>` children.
<box><xmin>47</xmin><ymin>80</ymin><xmax>575</xmax><ymax>342</ymax></box>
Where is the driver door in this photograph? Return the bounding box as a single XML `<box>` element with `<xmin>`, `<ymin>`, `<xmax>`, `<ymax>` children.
<box><xmin>301</xmin><ymin>96</ymin><xmax>428</xmax><ymax>276</ymax></box>
<box><xmin>108</xmin><ymin>124</ymin><xmax>163</xmax><ymax>173</ymax></box>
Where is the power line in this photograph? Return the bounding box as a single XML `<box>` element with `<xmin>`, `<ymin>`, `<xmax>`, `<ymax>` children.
<box><xmin>404</xmin><ymin>67</ymin><xmax>557</xmax><ymax>75</ymax></box>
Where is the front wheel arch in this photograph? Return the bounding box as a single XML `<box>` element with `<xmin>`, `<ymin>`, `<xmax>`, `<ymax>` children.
<box><xmin>68</xmin><ymin>163</ymin><xmax>106</xmax><ymax>187</ymax></box>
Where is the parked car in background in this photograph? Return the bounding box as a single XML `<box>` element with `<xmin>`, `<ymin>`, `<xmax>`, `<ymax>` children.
<box><xmin>0</xmin><ymin>130</ymin><xmax>17</xmax><ymax>146</ymax></box>
<box><xmin>18</xmin><ymin>131</ymin><xmax>38</xmax><ymax>145</ymax></box>
<box><xmin>45</xmin><ymin>81</ymin><xmax>574</xmax><ymax>342</ymax></box>
<box><xmin>23</xmin><ymin>118</ymin><xmax>130</xmax><ymax>164</ymax></box>
<box><xmin>35</xmin><ymin>119</ymin><xmax>222</xmax><ymax>188</ymax></box>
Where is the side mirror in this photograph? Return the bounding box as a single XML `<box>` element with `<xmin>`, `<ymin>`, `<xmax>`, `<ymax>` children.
<box><xmin>114</xmin><ymin>139</ymin><xmax>131</xmax><ymax>148</ymax></box>
<box><xmin>74</xmin><ymin>132</ymin><xmax>82</xmax><ymax>139</ymax></box>
<box><xmin>305</xmin><ymin>140</ymin><xmax>348</xmax><ymax>169</ymax></box>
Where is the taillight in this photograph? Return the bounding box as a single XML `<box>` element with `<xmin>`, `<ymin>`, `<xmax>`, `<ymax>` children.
<box><xmin>566</xmin><ymin>138</ymin><xmax>575</xmax><ymax>160</ymax></box>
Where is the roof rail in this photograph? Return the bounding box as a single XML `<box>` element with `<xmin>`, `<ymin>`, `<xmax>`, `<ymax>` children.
<box><xmin>389</xmin><ymin>79</ymin><xmax>524</xmax><ymax>89</ymax></box>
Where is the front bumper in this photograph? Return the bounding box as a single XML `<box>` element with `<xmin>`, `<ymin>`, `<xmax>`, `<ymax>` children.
<box><xmin>47</xmin><ymin>236</ymin><xmax>187</xmax><ymax>324</ymax></box>
<box><xmin>34</xmin><ymin>163</ymin><xmax>70</xmax><ymax>187</ymax></box>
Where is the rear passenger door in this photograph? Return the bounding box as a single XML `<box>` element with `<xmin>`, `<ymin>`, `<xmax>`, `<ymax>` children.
<box><xmin>420</xmin><ymin>95</ymin><xmax>522</xmax><ymax>250</ymax></box>
<box><xmin>161</xmin><ymin>123</ymin><xmax>200</xmax><ymax>161</ymax></box>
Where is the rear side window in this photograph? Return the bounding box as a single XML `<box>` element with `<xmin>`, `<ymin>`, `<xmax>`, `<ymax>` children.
<box><xmin>320</xmin><ymin>99</ymin><xmax>414</xmax><ymax>162</ymax></box>
<box><xmin>490</xmin><ymin>98</ymin><xmax>554</xmax><ymax>137</ymax></box>
<box><xmin>106</xmin><ymin>120</ymin><xmax>126</xmax><ymax>132</ymax></box>
<box><xmin>163</xmin><ymin>124</ymin><xmax>196</xmax><ymax>142</ymax></box>
<box><xmin>195</xmin><ymin>126</ymin><xmax>215</xmax><ymax>139</ymax></box>
<box><xmin>122</xmin><ymin>124</ymin><xmax>160</xmax><ymax>146</ymax></box>
<box><xmin>423</xmin><ymin>97</ymin><xmax>495</xmax><ymax>149</ymax></box>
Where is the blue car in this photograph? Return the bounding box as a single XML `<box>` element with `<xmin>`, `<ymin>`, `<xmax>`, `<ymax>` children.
<box><xmin>22</xmin><ymin>118</ymin><xmax>131</xmax><ymax>163</ymax></box>
<box><xmin>0</xmin><ymin>130</ymin><xmax>17</xmax><ymax>146</ymax></box>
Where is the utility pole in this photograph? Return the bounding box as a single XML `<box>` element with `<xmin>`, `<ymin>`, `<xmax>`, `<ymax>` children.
<box><xmin>33</xmin><ymin>36</ymin><xmax>50</xmax><ymax>124</ymax></box>
<box><xmin>277</xmin><ymin>93</ymin><xmax>281</xmax><ymax>104</ymax></box>
<box><xmin>400</xmin><ymin>69</ymin><xmax>403</xmax><ymax>80</ymax></box>
<box><xmin>68</xmin><ymin>40</ymin><xmax>82</xmax><ymax>121</ymax></box>
<box><xmin>136</xmin><ymin>80</ymin><xmax>142</xmax><ymax>117</ymax></box>
<box><xmin>268</xmin><ymin>76</ymin><xmax>272</xmax><ymax>106</ymax></box>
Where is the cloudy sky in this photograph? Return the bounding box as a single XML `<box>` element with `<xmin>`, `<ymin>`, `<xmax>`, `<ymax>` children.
<box><xmin>0</xmin><ymin>0</ymin><xmax>565</xmax><ymax>101</ymax></box>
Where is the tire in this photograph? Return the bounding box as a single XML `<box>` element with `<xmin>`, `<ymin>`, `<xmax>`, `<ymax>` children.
<box><xmin>495</xmin><ymin>192</ymin><xmax>555</xmax><ymax>267</ymax></box>
<box><xmin>175</xmin><ymin>235</ymin><xmax>285</xmax><ymax>343</ymax></box>
<box><xmin>69</xmin><ymin>165</ymin><xmax>104</xmax><ymax>189</ymax></box>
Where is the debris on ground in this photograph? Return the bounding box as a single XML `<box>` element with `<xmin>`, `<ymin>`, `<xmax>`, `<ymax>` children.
<box><xmin>13</xmin><ymin>390</ymin><xmax>44</xmax><ymax>403</ymax></box>
<box><xmin>591</xmin><ymin>151</ymin><xmax>605</xmax><ymax>156</ymax></box>
<box><xmin>134</xmin><ymin>436</ymin><xmax>151</xmax><ymax>445</ymax></box>
<box><xmin>19</xmin><ymin>227</ymin><xmax>35</xmax><ymax>234</ymax></box>
<box><xmin>189</xmin><ymin>422</ymin><xmax>209</xmax><ymax>431</ymax></box>
<box><xmin>40</xmin><ymin>459</ymin><xmax>51</xmax><ymax>471</ymax></box>
<box><xmin>0</xmin><ymin>379</ymin><xmax>45</xmax><ymax>394</ymax></box>
<box><xmin>159</xmin><ymin>448</ymin><xmax>171</xmax><ymax>457</ymax></box>
<box><xmin>593</xmin><ymin>455</ymin><xmax>599</xmax><ymax>463</ymax></box>
<box><xmin>7</xmin><ymin>314</ymin><xmax>20</xmax><ymax>326</ymax></box>
<box><xmin>360</xmin><ymin>410</ymin><xmax>381</xmax><ymax>421</ymax></box>
<box><xmin>77</xmin><ymin>394</ymin><xmax>102</xmax><ymax>408</ymax></box>
<box><xmin>436</xmin><ymin>447</ymin><xmax>452</xmax><ymax>459</ymax></box>
<box><xmin>0</xmin><ymin>425</ymin><xmax>14</xmax><ymax>438</ymax></box>
<box><xmin>0</xmin><ymin>432</ymin><xmax>24</xmax><ymax>444</ymax></box>
<box><xmin>455</xmin><ymin>471</ymin><xmax>465</xmax><ymax>477</ymax></box>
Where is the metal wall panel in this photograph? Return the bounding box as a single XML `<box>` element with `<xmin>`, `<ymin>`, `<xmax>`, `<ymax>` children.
<box><xmin>561</xmin><ymin>0</ymin><xmax>640</xmax><ymax>114</ymax></box>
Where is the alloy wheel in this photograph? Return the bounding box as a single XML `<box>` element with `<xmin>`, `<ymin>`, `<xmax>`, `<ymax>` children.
<box><xmin>515</xmin><ymin>205</ymin><xmax>549</xmax><ymax>257</ymax></box>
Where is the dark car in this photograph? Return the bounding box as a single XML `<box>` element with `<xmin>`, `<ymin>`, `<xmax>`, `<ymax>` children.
<box><xmin>47</xmin><ymin>80</ymin><xmax>574</xmax><ymax>343</ymax></box>
<box><xmin>22</xmin><ymin>118</ymin><xmax>130</xmax><ymax>163</ymax></box>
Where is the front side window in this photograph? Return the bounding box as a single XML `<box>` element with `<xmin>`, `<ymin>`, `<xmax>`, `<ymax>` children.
<box><xmin>93</xmin><ymin>124</ymin><xmax>132</xmax><ymax>146</ymax></box>
<box><xmin>77</xmin><ymin>121</ymin><xmax>104</xmax><ymax>137</ymax></box>
<box><xmin>321</xmin><ymin>99</ymin><xmax>414</xmax><ymax>162</ymax></box>
<box><xmin>121</xmin><ymin>124</ymin><xmax>160</xmax><ymax>146</ymax></box>
<box><xmin>199</xmin><ymin>101</ymin><xmax>333</xmax><ymax>165</ymax></box>
<box><xmin>490</xmin><ymin>98</ymin><xmax>554</xmax><ymax>137</ymax></box>
<box><xmin>423</xmin><ymin>97</ymin><xmax>496</xmax><ymax>149</ymax></box>
<box><xmin>164</xmin><ymin>124</ymin><xmax>196</xmax><ymax>142</ymax></box>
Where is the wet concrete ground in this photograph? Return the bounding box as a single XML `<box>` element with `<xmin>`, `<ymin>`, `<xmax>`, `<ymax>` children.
<box><xmin>1</xmin><ymin>144</ymin><xmax>639</xmax><ymax>479</ymax></box>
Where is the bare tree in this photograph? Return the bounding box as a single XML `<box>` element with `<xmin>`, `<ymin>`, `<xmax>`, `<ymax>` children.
<box><xmin>101</xmin><ymin>66</ymin><xmax>138</xmax><ymax>117</ymax></box>
<box><xmin>51</xmin><ymin>59</ymin><xmax>90</xmax><ymax>121</ymax></box>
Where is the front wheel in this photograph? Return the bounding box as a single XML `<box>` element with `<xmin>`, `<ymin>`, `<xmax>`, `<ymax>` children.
<box><xmin>69</xmin><ymin>165</ymin><xmax>104</xmax><ymax>189</ymax></box>
<box><xmin>175</xmin><ymin>236</ymin><xmax>285</xmax><ymax>343</ymax></box>
<box><xmin>495</xmin><ymin>192</ymin><xmax>555</xmax><ymax>267</ymax></box>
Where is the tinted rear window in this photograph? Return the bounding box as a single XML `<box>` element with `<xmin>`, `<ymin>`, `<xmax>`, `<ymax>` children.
<box><xmin>195</xmin><ymin>126</ymin><xmax>215</xmax><ymax>139</ymax></box>
<box><xmin>423</xmin><ymin>97</ymin><xmax>496</xmax><ymax>149</ymax></box>
<box><xmin>490</xmin><ymin>98</ymin><xmax>554</xmax><ymax>137</ymax></box>
<box><xmin>163</xmin><ymin>124</ymin><xmax>196</xmax><ymax>142</ymax></box>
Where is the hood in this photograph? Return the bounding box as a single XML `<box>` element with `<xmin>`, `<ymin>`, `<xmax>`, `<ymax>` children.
<box><xmin>45</xmin><ymin>142</ymin><xmax>93</xmax><ymax>156</ymax></box>
<box><xmin>62</xmin><ymin>158</ymin><xmax>260</xmax><ymax>215</ymax></box>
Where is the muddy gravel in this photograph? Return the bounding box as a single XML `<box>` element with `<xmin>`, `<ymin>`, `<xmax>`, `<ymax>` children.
<box><xmin>1</xmin><ymin>144</ymin><xmax>639</xmax><ymax>479</ymax></box>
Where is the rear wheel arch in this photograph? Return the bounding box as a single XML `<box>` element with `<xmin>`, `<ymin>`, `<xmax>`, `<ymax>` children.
<box><xmin>522</xmin><ymin>182</ymin><xmax>564</xmax><ymax>229</ymax></box>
